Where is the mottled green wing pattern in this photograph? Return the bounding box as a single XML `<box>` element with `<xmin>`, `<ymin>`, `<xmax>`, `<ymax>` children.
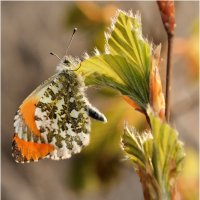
<box><xmin>35</xmin><ymin>71</ymin><xmax>91</xmax><ymax>160</ymax></box>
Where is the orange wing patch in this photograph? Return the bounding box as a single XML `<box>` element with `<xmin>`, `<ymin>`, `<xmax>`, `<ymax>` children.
<box><xmin>12</xmin><ymin>135</ymin><xmax>54</xmax><ymax>163</ymax></box>
<box><xmin>20</xmin><ymin>97</ymin><xmax>41</xmax><ymax>136</ymax></box>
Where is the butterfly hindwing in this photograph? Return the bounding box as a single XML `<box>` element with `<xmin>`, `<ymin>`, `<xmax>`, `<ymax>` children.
<box><xmin>35</xmin><ymin>71</ymin><xmax>91</xmax><ymax>160</ymax></box>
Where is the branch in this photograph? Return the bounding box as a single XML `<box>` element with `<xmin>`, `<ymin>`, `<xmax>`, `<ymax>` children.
<box><xmin>165</xmin><ymin>34</ymin><xmax>174</xmax><ymax>122</ymax></box>
<box><xmin>157</xmin><ymin>1</ymin><xmax>176</xmax><ymax>122</ymax></box>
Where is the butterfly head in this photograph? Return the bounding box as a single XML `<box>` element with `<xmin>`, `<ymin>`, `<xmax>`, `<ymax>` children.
<box><xmin>56</xmin><ymin>55</ymin><xmax>81</xmax><ymax>72</ymax></box>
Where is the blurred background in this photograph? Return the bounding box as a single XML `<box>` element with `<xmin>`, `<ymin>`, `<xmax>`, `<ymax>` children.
<box><xmin>1</xmin><ymin>1</ymin><xmax>199</xmax><ymax>200</ymax></box>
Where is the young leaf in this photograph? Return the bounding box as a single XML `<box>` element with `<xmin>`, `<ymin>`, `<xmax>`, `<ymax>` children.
<box><xmin>150</xmin><ymin>45</ymin><xmax>165</xmax><ymax>120</ymax></box>
<box><xmin>121</xmin><ymin>109</ymin><xmax>185</xmax><ymax>199</ymax></box>
<box><xmin>105</xmin><ymin>10</ymin><xmax>151</xmax><ymax>78</ymax></box>
<box><xmin>79</xmin><ymin>54</ymin><xmax>149</xmax><ymax>110</ymax></box>
<box><xmin>78</xmin><ymin>10</ymin><xmax>153</xmax><ymax>112</ymax></box>
<box><xmin>77</xmin><ymin>10</ymin><xmax>166</xmax><ymax>121</ymax></box>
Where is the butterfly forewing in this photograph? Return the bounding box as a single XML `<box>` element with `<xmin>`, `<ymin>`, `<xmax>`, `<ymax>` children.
<box><xmin>12</xmin><ymin>75</ymin><xmax>58</xmax><ymax>163</ymax></box>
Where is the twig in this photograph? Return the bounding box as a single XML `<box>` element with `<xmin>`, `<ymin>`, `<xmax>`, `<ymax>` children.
<box><xmin>157</xmin><ymin>1</ymin><xmax>175</xmax><ymax>122</ymax></box>
<box><xmin>165</xmin><ymin>33</ymin><xmax>174</xmax><ymax>122</ymax></box>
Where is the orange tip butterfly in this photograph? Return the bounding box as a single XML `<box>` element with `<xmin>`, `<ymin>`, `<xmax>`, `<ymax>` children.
<box><xmin>12</xmin><ymin>28</ymin><xmax>107</xmax><ymax>163</ymax></box>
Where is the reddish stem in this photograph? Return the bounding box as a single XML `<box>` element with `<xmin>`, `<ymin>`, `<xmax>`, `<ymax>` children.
<box><xmin>165</xmin><ymin>33</ymin><xmax>174</xmax><ymax>122</ymax></box>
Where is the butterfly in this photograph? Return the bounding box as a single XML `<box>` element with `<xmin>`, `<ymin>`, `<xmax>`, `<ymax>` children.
<box><xmin>12</xmin><ymin>28</ymin><xmax>107</xmax><ymax>163</ymax></box>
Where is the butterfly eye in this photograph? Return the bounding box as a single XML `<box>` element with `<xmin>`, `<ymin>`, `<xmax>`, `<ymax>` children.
<box><xmin>63</xmin><ymin>59</ymin><xmax>70</xmax><ymax>65</ymax></box>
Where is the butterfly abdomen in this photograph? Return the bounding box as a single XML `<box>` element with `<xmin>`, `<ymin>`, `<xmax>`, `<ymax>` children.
<box><xmin>87</xmin><ymin>104</ymin><xmax>107</xmax><ymax>123</ymax></box>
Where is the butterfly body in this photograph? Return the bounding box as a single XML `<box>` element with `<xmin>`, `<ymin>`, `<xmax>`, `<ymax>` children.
<box><xmin>13</xmin><ymin>56</ymin><xmax>106</xmax><ymax>163</ymax></box>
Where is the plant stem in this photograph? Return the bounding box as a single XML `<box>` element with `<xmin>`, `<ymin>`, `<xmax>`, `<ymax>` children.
<box><xmin>165</xmin><ymin>33</ymin><xmax>174</xmax><ymax>122</ymax></box>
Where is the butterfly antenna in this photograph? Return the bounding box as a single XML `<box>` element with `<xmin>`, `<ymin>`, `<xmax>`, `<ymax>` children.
<box><xmin>50</xmin><ymin>52</ymin><xmax>61</xmax><ymax>61</ymax></box>
<box><xmin>66</xmin><ymin>28</ymin><xmax>77</xmax><ymax>55</ymax></box>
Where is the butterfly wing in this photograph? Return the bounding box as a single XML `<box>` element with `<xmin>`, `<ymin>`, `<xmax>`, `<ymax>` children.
<box><xmin>35</xmin><ymin>71</ymin><xmax>91</xmax><ymax>160</ymax></box>
<box><xmin>12</xmin><ymin>74</ymin><xmax>58</xmax><ymax>163</ymax></box>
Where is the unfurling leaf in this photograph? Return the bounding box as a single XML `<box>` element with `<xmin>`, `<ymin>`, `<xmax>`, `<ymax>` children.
<box><xmin>150</xmin><ymin>45</ymin><xmax>165</xmax><ymax>120</ymax></box>
<box><xmin>121</xmin><ymin>109</ymin><xmax>185</xmax><ymax>199</ymax></box>
<box><xmin>78</xmin><ymin>10</ymin><xmax>165</xmax><ymax>119</ymax></box>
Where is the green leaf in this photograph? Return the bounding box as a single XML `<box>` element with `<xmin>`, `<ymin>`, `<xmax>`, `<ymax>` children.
<box><xmin>121</xmin><ymin>125</ymin><xmax>153</xmax><ymax>170</ymax></box>
<box><xmin>148</xmin><ymin>110</ymin><xmax>185</xmax><ymax>182</ymax></box>
<box><xmin>106</xmin><ymin>11</ymin><xmax>151</xmax><ymax>79</ymax></box>
<box><xmin>122</xmin><ymin>125</ymin><xmax>149</xmax><ymax>170</ymax></box>
<box><xmin>79</xmin><ymin>54</ymin><xmax>149</xmax><ymax>109</ymax></box>
<box><xmin>121</xmin><ymin>109</ymin><xmax>185</xmax><ymax>199</ymax></box>
<box><xmin>78</xmin><ymin>10</ymin><xmax>152</xmax><ymax>111</ymax></box>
